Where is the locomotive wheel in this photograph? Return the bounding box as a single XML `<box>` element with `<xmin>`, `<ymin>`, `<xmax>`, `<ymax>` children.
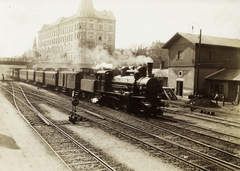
<box><xmin>136</xmin><ymin>104</ymin><xmax>145</xmax><ymax>117</ymax></box>
<box><xmin>113</xmin><ymin>99</ymin><xmax>121</xmax><ymax>110</ymax></box>
<box><xmin>122</xmin><ymin>103</ymin><xmax>130</xmax><ymax>113</ymax></box>
<box><xmin>102</xmin><ymin>96</ymin><xmax>110</xmax><ymax>107</ymax></box>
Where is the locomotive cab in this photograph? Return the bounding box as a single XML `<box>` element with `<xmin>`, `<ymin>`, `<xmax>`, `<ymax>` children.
<box><xmin>95</xmin><ymin>70</ymin><xmax>113</xmax><ymax>92</ymax></box>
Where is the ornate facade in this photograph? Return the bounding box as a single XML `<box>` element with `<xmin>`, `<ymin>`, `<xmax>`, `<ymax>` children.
<box><xmin>38</xmin><ymin>0</ymin><xmax>116</xmax><ymax>61</ymax></box>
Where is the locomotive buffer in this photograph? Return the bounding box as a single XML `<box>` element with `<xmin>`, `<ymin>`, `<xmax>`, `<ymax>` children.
<box><xmin>69</xmin><ymin>90</ymin><xmax>79</xmax><ymax>124</ymax></box>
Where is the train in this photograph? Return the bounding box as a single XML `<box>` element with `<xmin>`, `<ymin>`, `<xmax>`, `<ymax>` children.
<box><xmin>10</xmin><ymin>62</ymin><xmax>166</xmax><ymax>117</ymax></box>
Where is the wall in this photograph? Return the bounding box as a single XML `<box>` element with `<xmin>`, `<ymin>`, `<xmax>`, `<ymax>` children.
<box><xmin>168</xmin><ymin>37</ymin><xmax>196</xmax><ymax>97</ymax></box>
<box><xmin>168</xmin><ymin>38</ymin><xmax>195</xmax><ymax>67</ymax></box>
<box><xmin>168</xmin><ymin>67</ymin><xmax>195</xmax><ymax>97</ymax></box>
<box><xmin>200</xmin><ymin>45</ymin><xmax>240</xmax><ymax>69</ymax></box>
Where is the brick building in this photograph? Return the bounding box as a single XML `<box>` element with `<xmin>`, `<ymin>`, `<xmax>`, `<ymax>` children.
<box><xmin>38</xmin><ymin>0</ymin><xmax>116</xmax><ymax>62</ymax></box>
<box><xmin>162</xmin><ymin>32</ymin><xmax>240</xmax><ymax>102</ymax></box>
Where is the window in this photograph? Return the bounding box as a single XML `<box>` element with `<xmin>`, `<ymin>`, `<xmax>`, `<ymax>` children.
<box><xmin>177</xmin><ymin>51</ymin><xmax>183</xmax><ymax>60</ymax></box>
<box><xmin>89</xmin><ymin>24</ymin><xmax>93</xmax><ymax>29</ymax></box>
<box><xmin>89</xmin><ymin>32</ymin><xmax>93</xmax><ymax>38</ymax></box>
<box><xmin>108</xmin><ymin>34</ymin><xmax>112</xmax><ymax>41</ymax></box>
<box><xmin>71</xmin><ymin>75</ymin><xmax>75</xmax><ymax>81</ymax></box>
<box><xmin>161</xmin><ymin>61</ymin><xmax>165</xmax><ymax>69</ymax></box>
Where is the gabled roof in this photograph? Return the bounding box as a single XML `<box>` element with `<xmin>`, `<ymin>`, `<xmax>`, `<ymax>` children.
<box><xmin>205</xmin><ymin>68</ymin><xmax>240</xmax><ymax>81</ymax></box>
<box><xmin>162</xmin><ymin>32</ymin><xmax>240</xmax><ymax>49</ymax></box>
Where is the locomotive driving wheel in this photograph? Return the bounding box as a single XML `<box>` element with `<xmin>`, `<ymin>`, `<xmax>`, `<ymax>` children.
<box><xmin>122</xmin><ymin>103</ymin><xmax>130</xmax><ymax>113</ymax></box>
<box><xmin>135</xmin><ymin>103</ymin><xmax>145</xmax><ymax>117</ymax></box>
<box><xmin>102</xmin><ymin>96</ymin><xmax>110</xmax><ymax>107</ymax></box>
<box><xmin>113</xmin><ymin>99</ymin><xmax>121</xmax><ymax>110</ymax></box>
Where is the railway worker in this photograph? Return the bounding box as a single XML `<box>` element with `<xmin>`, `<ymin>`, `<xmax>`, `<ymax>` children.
<box><xmin>2</xmin><ymin>73</ymin><xmax>4</xmax><ymax>82</ymax></box>
<box><xmin>72</xmin><ymin>89</ymin><xmax>76</xmax><ymax>99</ymax></box>
<box><xmin>221</xmin><ymin>94</ymin><xmax>225</xmax><ymax>106</ymax></box>
<box><xmin>214</xmin><ymin>92</ymin><xmax>219</xmax><ymax>105</ymax></box>
<box><xmin>190</xmin><ymin>101</ymin><xmax>196</xmax><ymax>111</ymax></box>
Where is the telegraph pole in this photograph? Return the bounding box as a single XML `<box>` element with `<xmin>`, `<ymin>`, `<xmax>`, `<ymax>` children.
<box><xmin>196</xmin><ymin>29</ymin><xmax>202</xmax><ymax>96</ymax></box>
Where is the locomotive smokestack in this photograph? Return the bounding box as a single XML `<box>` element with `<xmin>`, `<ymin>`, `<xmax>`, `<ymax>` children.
<box><xmin>147</xmin><ymin>62</ymin><xmax>153</xmax><ymax>77</ymax></box>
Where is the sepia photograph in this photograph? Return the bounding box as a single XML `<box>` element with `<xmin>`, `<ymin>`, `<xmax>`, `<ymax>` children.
<box><xmin>0</xmin><ymin>0</ymin><xmax>240</xmax><ymax>170</ymax></box>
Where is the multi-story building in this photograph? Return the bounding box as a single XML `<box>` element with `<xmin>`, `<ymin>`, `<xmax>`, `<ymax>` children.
<box><xmin>162</xmin><ymin>32</ymin><xmax>240</xmax><ymax>102</ymax></box>
<box><xmin>38</xmin><ymin>0</ymin><xmax>116</xmax><ymax>62</ymax></box>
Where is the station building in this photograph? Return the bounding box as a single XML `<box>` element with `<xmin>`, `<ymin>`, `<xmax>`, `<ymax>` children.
<box><xmin>162</xmin><ymin>32</ymin><xmax>240</xmax><ymax>102</ymax></box>
<box><xmin>38</xmin><ymin>0</ymin><xmax>116</xmax><ymax>62</ymax></box>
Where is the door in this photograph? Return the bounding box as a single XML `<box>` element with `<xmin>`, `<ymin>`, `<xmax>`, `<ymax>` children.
<box><xmin>62</xmin><ymin>74</ymin><xmax>65</xmax><ymax>87</ymax></box>
<box><xmin>176</xmin><ymin>81</ymin><xmax>183</xmax><ymax>96</ymax></box>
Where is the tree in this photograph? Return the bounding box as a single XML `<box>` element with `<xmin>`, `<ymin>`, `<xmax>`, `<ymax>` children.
<box><xmin>149</xmin><ymin>41</ymin><xmax>169</xmax><ymax>68</ymax></box>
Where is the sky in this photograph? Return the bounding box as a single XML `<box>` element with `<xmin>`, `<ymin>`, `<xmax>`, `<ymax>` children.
<box><xmin>0</xmin><ymin>0</ymin><xmax>240</xmax><ymax>57</ymax></box>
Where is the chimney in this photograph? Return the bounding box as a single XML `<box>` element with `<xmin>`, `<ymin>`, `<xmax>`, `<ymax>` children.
<box><xmin>148</xmin><ymin>62</ymin><xmax>153</xmax><ymax>77</ymax></box>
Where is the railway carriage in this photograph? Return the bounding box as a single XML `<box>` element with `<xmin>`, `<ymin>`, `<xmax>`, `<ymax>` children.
<box><xmin>44</xmin><ymin>70</ymin><xmax>58</xmax><ymax>88</ymax></box>
<box><xmin>35</xmin><ymin>70</ymin><xmax>45</xmax><ymax>84</ymax></box>
<box><xmin>19</xmin><ymin>69</ymin><xmax>28</xmax><ymax>81</ymax></box>
<box><xmin>58</xmin><ymin>70</ymin><xmax>82</xmax><ymax>93</ymax></box>
<box><xmin>58</xmin><ymin>68</ymin><xmax>95</xmax><ymax>94</ymax></box>
<box><xmin>27</xmin><ymin>70</ymin><xmax>35</xmax><ymax>82</ymax></box>
<box><xmin>13</xmin><ymin>68</ymin><xmax>21</xmax><ymax>80</ymax></box>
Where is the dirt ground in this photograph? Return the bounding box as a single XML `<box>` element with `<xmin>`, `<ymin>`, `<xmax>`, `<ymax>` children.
<box><xmin>40</xmin><ymin>103</ymin><xmax>181</xmax><ymax>171</ymax></box>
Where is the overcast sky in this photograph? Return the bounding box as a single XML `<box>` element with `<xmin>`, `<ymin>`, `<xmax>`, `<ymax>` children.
<box><xmin>0</xmin><ymin>0</ymin><xmax>240</xmax><ymax>57</ymax></box>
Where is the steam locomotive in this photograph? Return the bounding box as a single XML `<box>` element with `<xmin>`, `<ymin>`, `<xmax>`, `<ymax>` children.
<box><xmin>11</xmin><ymin>62</ymin><xmax>165</xmax><ymax>117</ymax></box>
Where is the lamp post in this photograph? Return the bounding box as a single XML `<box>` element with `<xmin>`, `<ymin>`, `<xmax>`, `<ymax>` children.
<box><xmin>196</xmin><ymin>29</ymin><xmax>202</xmax><ymax>96</ymax></box>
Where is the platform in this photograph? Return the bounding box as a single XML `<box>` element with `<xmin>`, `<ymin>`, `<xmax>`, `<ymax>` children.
<box><xmin>0</xmin><ymin>92</ymin><xmax>68</xmax><ymax>171</ymax></box>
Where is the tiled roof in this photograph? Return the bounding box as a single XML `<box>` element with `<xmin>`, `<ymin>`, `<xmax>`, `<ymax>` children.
<box><xmin>205</xmin><ymin>68</ymin><xmax>240</xmax><ymax>81</ymax></box>
<box><xmin>162</xmin><ymin>32</ymin><xmax>240</xmax><ymax>49</ymax></box>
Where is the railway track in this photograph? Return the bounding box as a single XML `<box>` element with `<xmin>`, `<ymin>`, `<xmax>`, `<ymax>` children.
<box><xmin>165</xmin><ymin>105</ymin><xmax>240</xmax><ymax>129</ymax></box>
<box><xmin>0</xmin><ymin>83</ymin><xmax>130</xmax><ymax>171</ymax></box>
<box><xmin>7</xmin><ymin>82</ymin><xmax>240</xmax><ymax>171</ymax></box>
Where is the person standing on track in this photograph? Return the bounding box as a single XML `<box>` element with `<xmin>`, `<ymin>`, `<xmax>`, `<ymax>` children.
<box><xmin>214</xmin><ymin>92</ymin><xmax>219</xmax><ymax>105</ymax></box>
<box><xmin>37</xmin><ymin>79</ymin><xmax>40</xmax><ymax>89</ymax></box>
<box><xmin>2</xmin><ymin>74</ymin><xmax>4</xmax><ymax>83</ymax></box>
